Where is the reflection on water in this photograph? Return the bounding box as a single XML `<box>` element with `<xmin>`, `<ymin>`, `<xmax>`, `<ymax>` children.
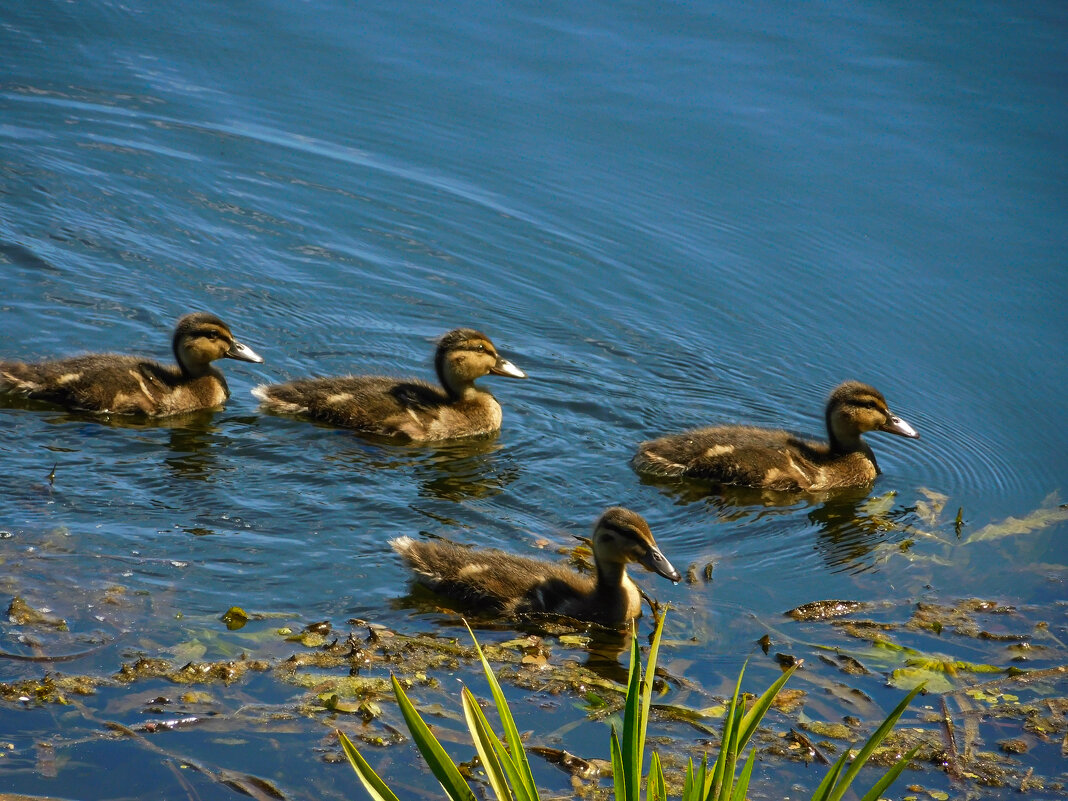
<box><xmin>392</xmin><ymin>582</ymin><xmax>636</xmax><ymax>686</ymax></box>
<box><xmin>414</xmin><ymin>439</ymin><xmax>520</xmax><ymax>502</ymax></box>
<box><xmin>808</xmin><ymin>490</ymin><xmax>917</xmax><ymax>574</ymax></box>
<box><xmin>324</xmin><ymin>432</ymin><xmax>521</xmax><ymax>502</ymax></box>
<box><xmin>642</xmin><ymin>472</ymin><xmax>927</xmax><ymax>574</ymax></box>
<box><xmin>1</xmin><ymin>398</ymin><xmax>220</xmax><ymax>432</ymax></box>
<box><xmin>160</xmin><ymin>414</ymin><xmax>225</xmax><ymax>479</ymax></box>
<box><xmin>0</xmin><ymin>401</ymin><xmax>230</xmax><ymax>480</ymax></box>
<box><xmin>2</xmin><ymin>0</ymin><xmax>1065</xmax><ymax>797</ymax></box>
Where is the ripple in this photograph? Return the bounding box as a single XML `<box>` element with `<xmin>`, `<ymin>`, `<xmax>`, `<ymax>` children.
<box><xmin>895</xmin><ymin>407</ymin><xmax>1033</xmax><ymax>498</ymax></box>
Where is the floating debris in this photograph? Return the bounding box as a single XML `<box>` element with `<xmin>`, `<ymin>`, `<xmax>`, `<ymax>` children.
<box><xmin>0</xmin><ymin>674</ymin><xmax>98</xmax><ymax>705</ymax></box>
<box><xmin>786</xmin><ymin>600</ymin><xmax>868</xmax><ymax>621</ymax></box>
<box><xmin>7</xmin><ymin>597</ymin><xmax>68</xmax><ymax>631</ymax></box>
<box><xmin>220</xmin><ymin>607</ymin><xmax>250</xmax><ymax>630</ymax></box>
<box><xmin>964</xmin><ymin>493</ymin><xmax>1068</xmax><ymax>545</ymax></box>
<box><xmin>114</xmin><ymin>654</ymin><xmax>270</xmax><ymax>685</ymax></box>
<box><xmin>530</xmin><ymin>746</ymin><xmax>613</xmax><ymax>779</ymax></box>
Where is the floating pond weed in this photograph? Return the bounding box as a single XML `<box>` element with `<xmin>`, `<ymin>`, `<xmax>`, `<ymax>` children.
<box><xmin>338</xmin><ymin>612</ymin><xmax>921</xmax><ymax>800</ymax></box>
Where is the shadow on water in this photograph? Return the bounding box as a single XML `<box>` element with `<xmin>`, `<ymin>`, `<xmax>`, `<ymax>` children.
<box><xmin>0</xmin><ymin>399</ymin><xmax>230</xmax><ymax>479</ymax></box>
<box><xmin>638</xmin><ymin>471</ymin><xmax>816</xmax><ymax>514</ymax></box>
<box><xmin>807</xmin><ymin>489</ymin><xmax>918</xmax><ymax>573</ymax></box>
<box><xmin>391</xmin><ymin>584</ymin><xmax>638</xmax><ymax>685</ymax></box>
<box><xmin>320</xmin><ymin>428</ymin><xmax>521</xmax><ymax>502</ymax></box>
<box><xmin>640</xmin><ymin>472</ymin><xmax>920</xmax><ymax>573</ymax></box>
<box><xmin>0</xmin><ymin>396</ymin><xmax>220</xmax><ymax>432</ymax></box>
<box><xmin>413</xmin><ymin>438</ymin><xmax>520</xmax><ymax>502</ymax></box>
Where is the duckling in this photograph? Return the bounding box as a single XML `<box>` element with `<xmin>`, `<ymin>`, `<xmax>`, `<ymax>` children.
<box><xmin>390</xmin><ymin>507</ymin><xmax>681</xmax><ymax>627</ymax></box>
<box><xmin>252</xmin><ymin>328</ymin><xmax>526</xmax><ymax>442</ymax></box>
<box><xmin>0</xmin><ymin>313</ymin><xmax>264</xmax><ymax>417</ymax></box>
<box><xmin>632</xmin><ymin>381</ymin><xmax>919</xmax><ymax>492</ymax></box>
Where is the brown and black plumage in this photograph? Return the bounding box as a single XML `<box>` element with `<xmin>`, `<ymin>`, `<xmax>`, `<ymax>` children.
<box><xmin>0</xmin><ymin>313</ymin><xmax>264</xmax><ymax>416</ymax></box>
<box><xmin>390</xmin><ymin>507</ymin><xmax>681</xmax><ymax>627</ymax></box>
<box><xmin>252</xmin><ymin>328</ymin><xmax>526</xmax><ymax>441</ymax></box>
<box><xmin>632</xmin><ymin>381</ymin><xmax>920</xmax><ymax>492</ymax></box>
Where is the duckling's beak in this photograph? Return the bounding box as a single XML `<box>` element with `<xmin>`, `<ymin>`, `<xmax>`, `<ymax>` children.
<box><xmin>881</xmin><ymin>413</ymin><xmax>919</xmax><ymax>439</ymax></box>
<box><xmin>225</xmin><ymin>340</ymin><xmax>265</xmax><ymax>364</ymax></box>
<box><xmin>490</xmin><ymin>357</ymin><xmax>527</xmax><ymax>379</ymax></box>
<box><xmin>639</xmin><ymin>545</ymin><xmax>681</xmax><ymax>582</ymax></box>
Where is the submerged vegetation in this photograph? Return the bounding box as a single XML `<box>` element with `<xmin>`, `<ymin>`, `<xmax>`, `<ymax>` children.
<box><xmin>339</xmin><ymin>614</ymin><xmax>923</xmax><ymax>801</ymax></box>
<box><xmin>1</xmin><ymin>489</ymin><xmax>1066</xmax><ymax>798</ymax></box>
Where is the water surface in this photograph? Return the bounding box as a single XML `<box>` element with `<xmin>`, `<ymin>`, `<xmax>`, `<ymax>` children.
<box><xmin>1</xmin><ymin>2</ymin><xmax>1066</xmax><ymax>799</ymax></box>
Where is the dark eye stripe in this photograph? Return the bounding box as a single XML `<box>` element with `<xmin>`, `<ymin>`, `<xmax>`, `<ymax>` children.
<box><xmin>600</xmin><ymin>521</ymin><xmax>646</xmax><ymax>544</ymax></box>
<box><xmin>192</xmin><ymin>327</ymin><xmax>230</xmax><ymax>342</ymax></box>
<box><xmin>851</xmin><ymin>397</ymin><xmax>886</xmax><ymax>411</ymax></box>
<box><xmin>456</xmin><ymin>343</ymin><xmax>494</xmax><ymax>356</ymax></box>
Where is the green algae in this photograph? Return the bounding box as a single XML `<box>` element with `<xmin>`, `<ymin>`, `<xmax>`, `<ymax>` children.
<box><xmin>3</xmin><ymin>487</ymin><xmax>1066</xmax><ymax>801</ymax></box>
<box><xmin>786</xmin><ymin>600</ymin><xmax>870</xmax><ymax>621</ymax></box>
<box><xmin>963</xmin><ymin>494</ymin><xmax>1068</xmax><ymax>545</ymax></box>
<box><xmin>0</xmin><ymin>674</ymin><xmax>98</xmax><ymax>705</ymax></box>
<box><xmin>114</xmin><ymin>653</ymin><xmax>270</xmax><ymax>685</ymax></box>
<box><xmin>7</xmin><ymin>597</ymin><xmax>68</xmax><ymax>631</ymax></box>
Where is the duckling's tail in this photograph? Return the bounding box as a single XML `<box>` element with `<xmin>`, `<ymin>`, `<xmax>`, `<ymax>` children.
<box><xmin>0</xmin><ymin>364</ymin><xmax>43</xmax><ymax>395</ymax></box>
<box><xmin>251</xmin><ymin>382</ymin><xmax>312</xmax><ymax>414</ymax></box>
<box><xmin>631</xmin><ymin>446</ymin><xmax>688</xmax><ymax>477</ymax></box>
<box><xmin>389</xmin><ymin>535</ymin><xmax>415</xmax><ymax>556</ymax></box>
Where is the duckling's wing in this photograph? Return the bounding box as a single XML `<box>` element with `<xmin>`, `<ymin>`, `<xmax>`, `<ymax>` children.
<box><xmin>632</xmin><ymin>426</ymin><xmax>751</xmax><ymax>477</ymax></box>
<box><xmin>255</xmin><ymin>376</ymin><xmax>448</xmax><ymax>438</ymax></box>
<box><xmin>636</xmin><ymin>426</ymin><xmax>807</xmax><ymax>486</ymax></box>
<box><xmin>0</xmin><ymin>360</ymin><xmax>49</xmax><ymax>395</ymax></box>
<box><xmin>1</xmin><ymin>355</ymin><xmax>178</xmax><ymax>414</ymax></box>
<box><xmin>392</xmin><ymin>538</ymin><xmax>568</xmax><ymax>611</ymax></box>
<box><xmin>514</xmin><ymin>573</ymin><xmax>597</xmax><ymax>617</ymax></box>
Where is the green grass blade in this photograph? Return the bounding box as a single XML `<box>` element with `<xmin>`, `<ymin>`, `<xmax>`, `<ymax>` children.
<box><xmin>716</xmin><ymin>706</ymin><xmax>743</xmax><ymax>801</ymax></box>
<box><xmin>683</xmin><ymin>754</ymin><xmax>707</xmax><ymax>801</ymax></box>
<box><xmin>707</xmin><ymin>726</ymin><xmax>728</xmax><ymax>799</ymax></box>
<box><xmin>465</xmin><ymin>621</ymin><xmax>538</xmax><ymax>798</ymax></box>
<box><xmin>391</xmin><ymin>674</ymin><xmax>476</xmax><ymax>801</ymax></box>
<box><xmin>729</xmin><ymin>749</ymin><xmax>756</xmax><ymax>801</ymax></box>
<box><xmin>737</xmin><ymin>663</ymin><xmax>797</xmax><ymax>752</ymax></box>
<box><xmin>461</xmin><ymin>686</ymin><xmax>513</xmax><ymax>801</ymax></box>
<box><xmin>486</xmin><ymin>732</ymin><xmax>536</xmax><ymax>801</ymax></box>
<box><xmin>637</xmin><ymin>612</ymin><xmax>668</xmax><ymax>786</ymax></box>
<box><xmin>649</xmin><ymin>751</ymin><xmax>667</xmax><ymax>801</ymax></box>
<box><xmin>622</xmin><ymin>625</ymin><xmax>643</xmax><ymax>801</ymax></box>
<box><xmin>701</xmin><ymin>749</ymin><xmax>717</xmax><ymax>798</ymax></box>
<box><xmin>337</xmin><ymin>729</ymin><xmax>402</xmax><ymax>801</ymax></box>
<box><xmin>708</xmin><ymin>667</ymin><xmax>744</xmax><ymax>801</ymax></box>
<box><xmin>610</xmin><ymin>726</ymin><xmax>627</xmax><ymax>800</ymax></box>
<box><xmin>826</xmin><ymin>683</ymin><xmax>923</xmax><ymax>801</ymax></box>
<box><xmin>682</xmin><ymin>757</ymin><xmax>697</xmax><ymax>801</ymax></box>
<box><xmin>810</xmin><ymin>749</ymin><xmax>849</xmax><ymax>801</ymax></box>
<box><xmin>858</xmin><ymin>745</ymin><xmax>921</xmax><ymax>801</ymax></box>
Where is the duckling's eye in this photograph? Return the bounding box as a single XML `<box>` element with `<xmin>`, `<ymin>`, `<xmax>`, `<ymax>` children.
<box><xmin>476</xmin><ymin>344</ymin><xmax>486</xmax><ymax>352</ymax></box>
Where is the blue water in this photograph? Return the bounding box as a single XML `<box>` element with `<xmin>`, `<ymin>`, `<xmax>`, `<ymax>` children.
<box><xmin>1</xmin><ymin>2</ymin><xmax>1066</xmax><ymax>799</ymax></box>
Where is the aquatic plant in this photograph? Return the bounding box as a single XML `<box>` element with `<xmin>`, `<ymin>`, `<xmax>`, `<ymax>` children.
<box><xmin>337</xmin><ymin>613</ymin><xmax>922</xmax><ymax>800</ymax></box>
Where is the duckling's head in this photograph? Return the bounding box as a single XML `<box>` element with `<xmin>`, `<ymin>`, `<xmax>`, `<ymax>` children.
<box><xmin>173</xmin><ymin>313</ymin><xmax>264</xmax><ymax>377</ymax></box>
<box><xmin>434</xmin><ymin>328</ymin><xmax>526</xmax><ymax>398</ymax></box>
<box><xmin>825</xmin><ymin>381</ymin><xmax>919</xmax><ymax>451</ymax></box>
<box><xmin>591</xmin><ymin>507</ymin><xmax>681</xmax><ymax>582</ymax></box>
